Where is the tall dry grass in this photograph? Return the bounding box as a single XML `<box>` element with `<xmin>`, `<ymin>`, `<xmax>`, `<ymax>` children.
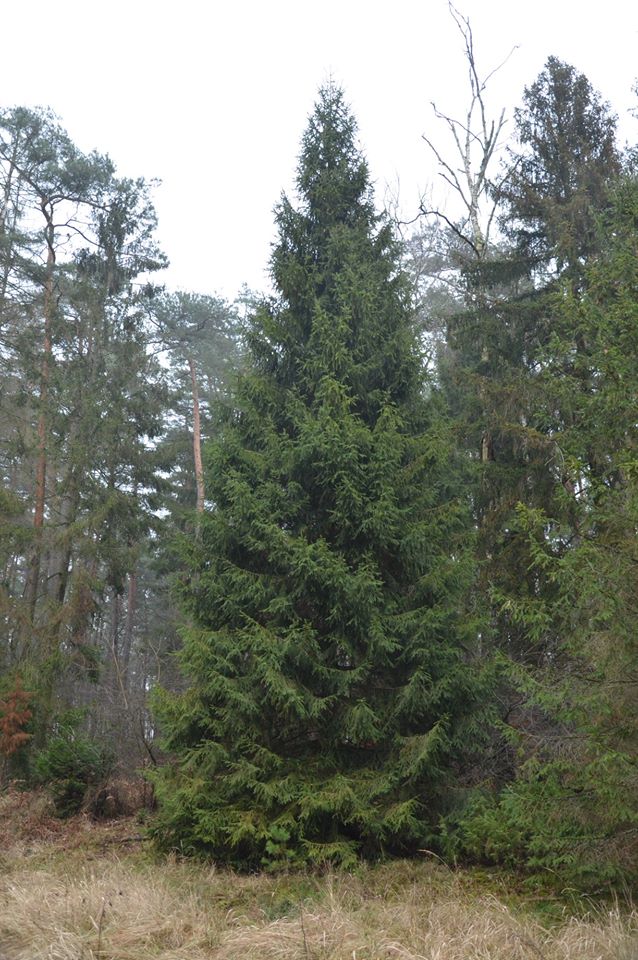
<box><xmin>1</xmin><ymin>853</ymin><xmax>637</xmax><ymax>960</ymax></box>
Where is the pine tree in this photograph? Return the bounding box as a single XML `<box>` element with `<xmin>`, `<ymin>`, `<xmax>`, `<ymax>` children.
<box><xmin>152</xmin><ymin>85</ymin><xmax>489</xmax><ymax>868</ymax></box>
<box><xmin>0</xmin><ymin>108</ymin><xmax>170</xmax><ymax>765</ymax></box>
<box><xmin>151</xmin><ymin>290</ymin><xmax>243</xmax><ymax>527</ymax></box>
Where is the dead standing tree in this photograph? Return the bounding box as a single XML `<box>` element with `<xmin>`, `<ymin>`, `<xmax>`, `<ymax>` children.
<box><xmin>420</xmin><ymin>2</ymin><xmax>517</xmax><ymax>261</ymax></box>
<box><xmin>410</xmin><ymin>5</ymin><xmax>518</xmax><ymax>464</ymax></box>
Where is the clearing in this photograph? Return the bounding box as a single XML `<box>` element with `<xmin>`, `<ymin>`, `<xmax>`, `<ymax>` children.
<box><xmin>1</xmin><ymin>787</ymin><xmax>636</xmax><ymax>960</ymax></box>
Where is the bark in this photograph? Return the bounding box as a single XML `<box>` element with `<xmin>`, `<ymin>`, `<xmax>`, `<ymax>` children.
<box><xmin>189</xmin><ymin>356</ymin><xmax>205</xmax><ymax>521</ymax></box>
<box><xmin>481</xmin><ymin>431</ymin><xmax>494</xmax><ymax>462</ymax></box>
<box><xmin>121</xmin><ymin>568</ymin><xmax>137</xmax><ymax>683</ymax></box>
<box><xmin>48</xmin><ymin>467</ymin><xmax>80</xmax><ymax>606</ymax></box>
<box><xmin>0</xmin><ymin>136</ymin><xmax>22</xmax><ymax>308</ymax></box>
<box><xmin>24</xmin><ymin>200</ymin><xmax>56</xmax><ymax>621</ymax></box>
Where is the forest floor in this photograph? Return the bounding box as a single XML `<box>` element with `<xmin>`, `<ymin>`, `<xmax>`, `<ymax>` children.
<box><xmin>1</xmin><ymin>787</ymin><xmax>637</xmax><ymax>960</ymax></box>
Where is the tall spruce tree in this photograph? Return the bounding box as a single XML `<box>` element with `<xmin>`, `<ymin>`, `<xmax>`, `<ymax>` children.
<box><xmin>152</xmin><ymin>85</ymin><xmax>488</xmax><ymax>868</ymax></box>
<box><xmin>501</xmin><ymin>56</ymin><xmax>619</xmax><ymax>275</ymax></box>
<box><xmin>439</xmin><ymin>62</ymin><xmax>636</xmax><ymax>888</ymax></box>
<box><xmin>442</xmin><ymin>59</ymin><xmax>620</xmax><ymax>666</ymax></box>
<box><xmin>450</xmin><ymin>178</ymin><xmax>638</xmax><ymax>887</ymax></box>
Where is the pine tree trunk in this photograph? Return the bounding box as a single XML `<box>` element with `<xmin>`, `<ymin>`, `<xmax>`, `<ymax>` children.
<box><xmin>48</xmin><ymin>467</ymin><xmax>80</xmax><ymax>607</ymax></box>
<box><xmin>121</xmin><ymin>568</ymin><xmax>137</xmax><ymax>683</ymax></box>
<box><xmin>0</xmin><ymin>139</ymin><xmax>21</xmax><ymax>306</ymax></box>
<box><xmin>24</xmin><ymin>203</ymin><xmax>56</xmax><ymax>622</ymax></box>
<box><xmin>189</xmin><ymin>356</ymin><xmax>205</xmax><ymax>521</ymax></box>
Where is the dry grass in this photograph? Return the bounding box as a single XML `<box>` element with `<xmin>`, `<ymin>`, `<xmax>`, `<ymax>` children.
<box><xmin>0</xmin><ymin>781</ymin><xmax>151</xmax><ymax>852</ymax></box>
<box><xmin>1</xmin><ymin>792</ymin><xmax>637</xmax><ymax>960</ymax></box>
<box><xmin>2</xmin><ymin>858</ymin><xmax>637</xmax><ymax>960</ymax></box>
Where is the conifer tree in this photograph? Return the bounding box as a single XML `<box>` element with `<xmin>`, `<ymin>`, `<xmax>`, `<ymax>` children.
<box><xmin>450</xmin><ymin>177</ymin><xmax>638</xmax><ymax>887</ymax></box>
<box><xmin>501</xmin><ymin>56</ymin><xmax>619</xmax><ymax>274</ymax></box>
<box><xmin>152</xmin><ymin>85</ymin><xmax>488</xmax><ymax>868</ymax></box>
<box><xmin>440</xmin><ymin>63</ymin><xmax>636</xmax><ymax>888</ymax></box>
<box><xmin>0</xmin><ymin>108</ymin><xmax>169</xmax><ymax>763</ymax></box>
<box><xmin>444</xmin><ymin>59</ymin><xmax>619</xmax><ymax>664</ymax></box>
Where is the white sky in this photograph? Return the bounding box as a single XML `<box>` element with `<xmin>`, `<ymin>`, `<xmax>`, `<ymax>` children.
<box><xmin>2</xmin><ymin>1</ymin><xmax>637</xmax><ymax>298</ymax></box>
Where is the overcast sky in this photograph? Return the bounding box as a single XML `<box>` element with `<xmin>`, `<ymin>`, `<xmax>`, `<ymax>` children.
<box><xmin>2</xmin><ymin>1</ymin><xmax>637</xmax><ymax>298</ymax></box>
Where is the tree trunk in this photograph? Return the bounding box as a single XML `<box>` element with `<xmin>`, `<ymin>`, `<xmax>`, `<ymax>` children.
<box><xmin>121</xmin><ymin>568</ymin><xmax>137</xmax><ymax>684</ymax></box>
<box><xmin>48</xmin><ymin>466</ymin><xmax>80</xmax><ymax>607</ymax></box>
<box><xmin>0</xmin><ymin>137</ymin><xmax>22</xmax><ymax>308</ymax></box>
<box><xmin>24</xmin><ymin>201</ymin><xmax>56</xmax><ymax>622</ymax></box>
<box><xmin>189</xmin><ymin>356</ymin><xmax>205</xmax><ymax>522</ymax></box>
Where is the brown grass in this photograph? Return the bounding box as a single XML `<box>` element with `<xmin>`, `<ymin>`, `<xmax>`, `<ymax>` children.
<box><xmin>1</xmin><ymin>791</ymin><xmax>637</xmax><ymax>960</ymax></box>
<box><xmin>0</xmin><ymin>780</ymin><xmax>152</xmax><ymax>847</ymax></box>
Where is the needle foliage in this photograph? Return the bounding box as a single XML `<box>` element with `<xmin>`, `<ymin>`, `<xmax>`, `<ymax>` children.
<box><xmin>151</xmin><ymin>86</ymin><xmax>489</xmax><ymax>868</ymax></box>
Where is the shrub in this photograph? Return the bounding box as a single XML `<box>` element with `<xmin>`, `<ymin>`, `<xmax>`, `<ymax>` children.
<box><xmin>33</xmin><ymin>714</ymin><xmax>114</xmax><ymax>817</ymax></box>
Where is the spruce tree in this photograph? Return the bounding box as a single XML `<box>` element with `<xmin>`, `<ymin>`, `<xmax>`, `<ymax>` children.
<box><xmin>152</xmin><ymin>85</ymin><xmax>487</xmax><ymax>868</ymax></box>
<box><xmin>451</xmin><ymin>179</ymin><xmax>638</xmax><ymax>887</ymax></box>
<box><xmin>501</xmin><ymin>56</ymin><xmax>619</xmax><ymax>274</ymax></box>
<box><xmin>441</xmin><ymin>64</ymin><xmax>637</xmax><ymax>888</ymax></box>
<box><xmin>443</xmin><ymin>59</ymin><xmax>620</xmax><ymax>665</ymax></box>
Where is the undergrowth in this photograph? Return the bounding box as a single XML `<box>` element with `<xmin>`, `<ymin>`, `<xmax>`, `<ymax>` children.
<box><xmin>1</xmin><ymin>788</ymin><xmax>638</xmax><ymax>960</ymax></box>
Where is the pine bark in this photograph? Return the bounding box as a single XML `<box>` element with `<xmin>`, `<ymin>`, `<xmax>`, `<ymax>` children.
<box><xmin>189</xmin><ymin>356</ymin><xmax>205</xmax><ymax>519</ymax></box>
<box><xmin>24</xmin><ymin>201</ymin><xmax>56</xmax><ymax>621</ymax></box>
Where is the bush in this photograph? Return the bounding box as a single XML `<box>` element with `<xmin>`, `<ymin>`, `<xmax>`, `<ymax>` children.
<box><xmin>440</xmin><ymin>751</ymin><xmax>638</xmax><ymax>891</ymax></box>
<box><xmin>33</xmin><ymin>715</ymin><xmax>114</xmax><ymax>817</ymax></box>
<box><xmin>0</xmin><ymin>678</ymin><xmax>33</xmax><ymax>782</ymax></box>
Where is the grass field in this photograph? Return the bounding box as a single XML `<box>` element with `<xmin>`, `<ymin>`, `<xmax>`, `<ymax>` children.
<box><xmin>1</xmin><ymin>787</ymin><xmax>637</xmax><ymax>960</ymax></box>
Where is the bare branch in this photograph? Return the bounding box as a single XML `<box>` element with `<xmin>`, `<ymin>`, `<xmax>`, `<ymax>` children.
<box><xmin>418</xmin><ymin>202</ymin><xmax>482</xmax><ymax>259</ymax></box>
<box><xmin>422</xmin><ymin>131</ymin><xmax>467</xmax><ymax>203</ymax></box>
<box><xmin>418</xmin><ymin>4</ymin><xmax>517</xmax><ymax>257</ymax></box>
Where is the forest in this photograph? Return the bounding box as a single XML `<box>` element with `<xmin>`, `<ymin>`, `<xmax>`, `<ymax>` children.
<box><xmin>1</xmin><ymin>24</ymin><xmax>637</xmax><ymax>900</ymax></box>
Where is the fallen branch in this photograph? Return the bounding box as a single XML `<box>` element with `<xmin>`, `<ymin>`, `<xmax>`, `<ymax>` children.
<box><xmin>99</xmin><ymin>834</ymin><xmax>151</xmax><ymax>845</ymax></box>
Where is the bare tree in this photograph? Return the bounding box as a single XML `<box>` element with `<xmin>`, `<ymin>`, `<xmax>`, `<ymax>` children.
<box><xmin>419</xmin><ymin>2</ymin><xmax>517</xmax><ymax>259</ymax></box>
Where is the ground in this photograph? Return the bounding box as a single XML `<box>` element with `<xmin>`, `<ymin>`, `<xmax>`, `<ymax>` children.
<box><xmin>1</xmin><ymin>787</ymin><xmax>637</xmax><ymax>960</ymax></box>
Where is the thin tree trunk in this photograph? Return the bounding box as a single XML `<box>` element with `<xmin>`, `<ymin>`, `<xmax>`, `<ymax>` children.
<box><xmin>48</xmin><ymin>464</ymin><xmax>80</xmax><ymax>606</ymax></box>
<box><xmin>110</xmin><ymin>587</ymin><xmax>120</xmax><ymax>660</ymax></box>
<box><xmin>189</xmin><ymin>356</ymin><xmax>205</xmax><ymax>522</ymax></box>
<box><xmin>0</xmin><ymin>139</ymin><xmax>21</xmax><ymax>308</ymax></box>
<box><xmin>24</xmin><ymin>201</ymin><xmax>56</xmax><ymax>621</ymax></box>
<box><xmin>121</xmin><ymin>568</ymin><xmax>137</xmax><ymax>683</ymax></box>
